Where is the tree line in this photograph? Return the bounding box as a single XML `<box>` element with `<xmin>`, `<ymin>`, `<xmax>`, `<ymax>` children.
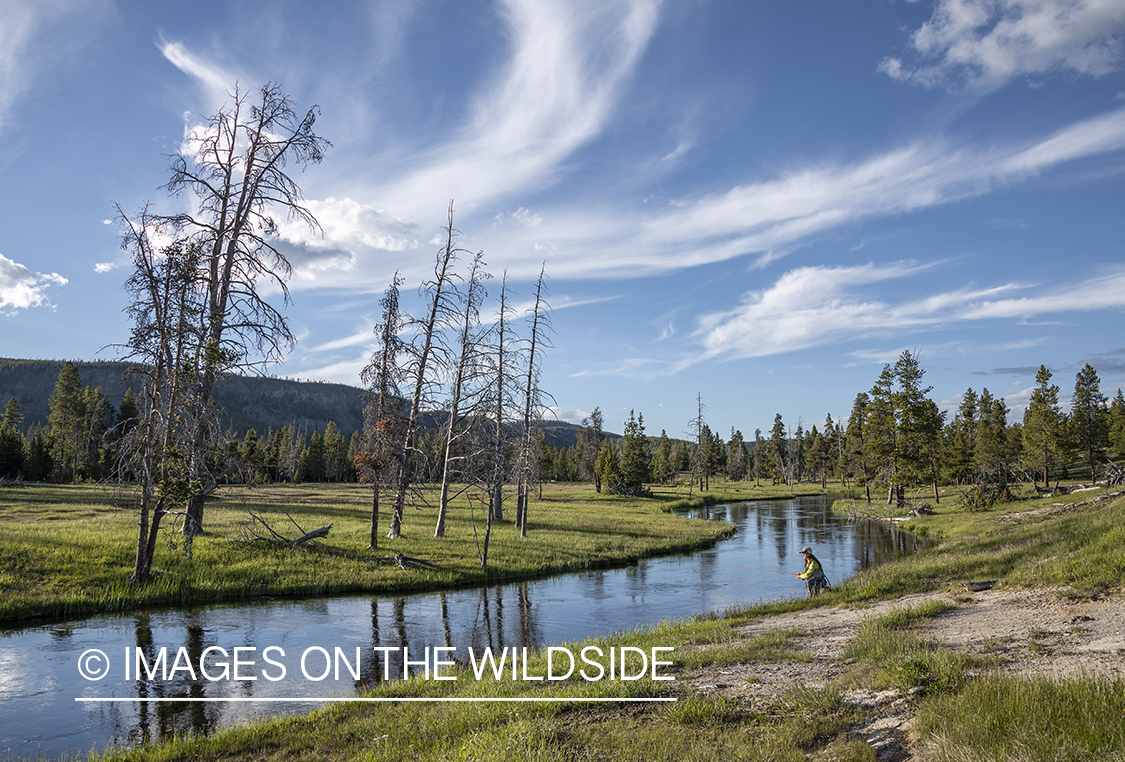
<box><xmin>512</xmin><ymin>350</ymin><xmax>1125</xmax><ymax>507</ymax></box>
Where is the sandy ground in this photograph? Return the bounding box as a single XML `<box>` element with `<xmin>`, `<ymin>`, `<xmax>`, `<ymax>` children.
<box><xmin>681</xmin><ymin>587</ymin><xmax>1125</xmax><ymax>760</ymax></box>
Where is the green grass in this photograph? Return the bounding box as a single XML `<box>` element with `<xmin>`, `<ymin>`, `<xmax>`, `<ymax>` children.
<box><xmin>0</xmin><ymin>481</ymin><xmax>736</xmax><ymax>623</ymax></box>
<box><xmin>914</xmin><ymin>676</ymin><xmax>1125</xmax><ymax>761</ymax></box>
<box><xmin>843</xmin><ymin>601</ymin><xmax>974</xmax><ymax>694</ymax></box>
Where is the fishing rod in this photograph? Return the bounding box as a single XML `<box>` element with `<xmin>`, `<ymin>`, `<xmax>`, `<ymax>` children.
<box><xmin>701</xmin><ymin>563</ymin><xmax>795</xmax><ymax>576</ymax></box>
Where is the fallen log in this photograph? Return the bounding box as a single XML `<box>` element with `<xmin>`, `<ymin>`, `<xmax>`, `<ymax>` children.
<box><xmin>237</xmin><ymin>510</ymin><xmax>332</xmax><ymax>547</ymax></box>
<box><xmin>290</xmin><ymin>525</ymin><xmax>331</xmax><ymax>547</ymax></box>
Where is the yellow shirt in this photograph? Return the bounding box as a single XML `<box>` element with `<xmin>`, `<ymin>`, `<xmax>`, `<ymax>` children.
<box><xmin>798</xmin><ymin>558</ymin><xmax>821</xmax><ymax>580</ymax></box>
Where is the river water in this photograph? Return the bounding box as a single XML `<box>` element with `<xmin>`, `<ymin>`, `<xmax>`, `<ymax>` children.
<box><xmin>0</xmin><ymin>496</ymin><xmax>924</xmax><ymax>759</ymax></box>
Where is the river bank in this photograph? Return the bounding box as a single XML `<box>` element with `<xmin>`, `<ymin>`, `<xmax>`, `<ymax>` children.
<box><xmin>77</xmin><ymin>484</ymin><xmax>1125</xmax><ymax>762</ymax></box>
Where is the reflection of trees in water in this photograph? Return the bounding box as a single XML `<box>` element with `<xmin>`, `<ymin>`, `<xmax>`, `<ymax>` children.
<box><xmin>686</xmin><ymin>496</ymin><xmax>929</xmax><ymax>575</ymax></box>
<box><xmin>127</xmin><ymin>613</ymin><xmax>220</xmax><ymax>747</ymax></box>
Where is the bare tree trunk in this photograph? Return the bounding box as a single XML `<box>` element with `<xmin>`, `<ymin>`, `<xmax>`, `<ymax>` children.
<box><xmin>362</xmin><ymin>275</ymin><xmax>405</xmax><ymax>549</ymax></box>
<box><xmin>390</xmin><ymin>203</ymin><xmax>460</xmax><ymax>538</ymax></box>
<box><xmin>517</xmin><ymin>265</ymin><xmax>550</xmax><ymax>538</ymax></box>
<box><xmin>490</xmin><ymin>274</ymin><xmax>512</xmax><ymax>523</ymax></box>
<box><xmin>436</xmin><ymin>253</ymin><xmax>488</xmax><ymax>537</ymax></box>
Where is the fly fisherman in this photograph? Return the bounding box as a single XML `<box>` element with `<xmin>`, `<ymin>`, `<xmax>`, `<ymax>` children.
<box><xmin>796</xmin><ymin>546</ymin><xmax>830</xmax><ymax>596</ymax></box>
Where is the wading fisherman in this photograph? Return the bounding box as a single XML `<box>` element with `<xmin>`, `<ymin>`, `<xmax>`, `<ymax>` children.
<box><xmin>796</xmin><ymin>546</ymin><xmax>830</xmax><ymax>596</ymax></box>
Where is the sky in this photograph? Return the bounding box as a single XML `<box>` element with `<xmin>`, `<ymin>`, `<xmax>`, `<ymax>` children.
<box><xmin>1</xmin><ymin>0</ymin><xmax>1124</xmax><ymax>439</ymax></box>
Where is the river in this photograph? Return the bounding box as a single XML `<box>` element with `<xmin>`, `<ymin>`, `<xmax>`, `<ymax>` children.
<box><xmin>0</xmin><ymin>496</ymin><xmax>924</xmax><ymax>759</ymax></box>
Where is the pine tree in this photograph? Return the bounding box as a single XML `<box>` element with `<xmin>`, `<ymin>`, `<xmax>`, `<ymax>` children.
<box><xmin>975</xmin><ymin>390</ymin><xmax>1011</xmax><ymax>485</ymax></box>
<box><xmin>1022</xmin><ymin>365</ymin><xmax>1063</xmax><ymax>486</ymax></box>
<box><xmin>792</xmin><ymin>422</ymin><xmax>805</xmax><ymax>483</ymax></box>
<box><xmin>822</xmin><ymin>414</ymin><xmax>839</xmax><ymax>486</ymax></box>
<box><xmin>577</xmin><ymin>407</ymin><xmax>605</xmax><ymax>488</ymax></box>
<box><xmin>653</xmin><ymin>429</ymin><xmax>674</xmax><ymax>485</ymax></box>
<box><xmin>845</xmin><ymin>392</ymin><xmax>872</xmax><ymax>501</ymax></box>
<box><xmin>945</xmin><ymin>388</ymin><xmax>979</xmax><ymax>485</ymax></box>
<box><xmin>1108</xmin><ymin>389</ymin><xmax>1125</xmax><ymax>458</ymax></box>
<box><xmin>769</xmin><ymin>413</ymin><xmax>788</xmax><ymax>485</ymax></box>
<box><xmin>0</xmin><ymin>397</ymin><xmax>25</xmax><ymax>478</ymax></box>
<box><xmin>1070</xmin><ymin>363</ymin><xmax>1108</xmax><ymax>479</ymax></box>
<box><xmin>727</xmin><ymin>428</ymin><xmax>747</xmax><ymax>481</ymax></box>
<box><xmin>594</xmin><ymin>440</ymin><xmax>619</xmax><ymax>493</ymax></box>
<box><xmin>864</xmin><ymin>366</ymin><xmax>897</xmax><ymax>503</ymax></box>
<box><xmin>893</xmin><ymin>350</ymin><xmax>942</xmax><ymax>505</ymax></box>
<box><xmin>618</xmin><ymin>410</ymin><xmax>651</xmax><ymax>493</ymax></box>
<box><xmin>804</xmin><ymin>425</ymin><xmax>828</xmax><ymax>488</ymax></box>
<box><xmin>752</xmin><ymin>428</ymin><xmax>764</xmax><ymax>487</ymax></box>
<box><xmin>48</xmin><ymin>362</ymin><xmax>85</xmax><ymax>482</ymax></box>
<box><xmin>24</xmin><ymin>426</ymin><xmax>53</xmax><ymax>481</ymax></box>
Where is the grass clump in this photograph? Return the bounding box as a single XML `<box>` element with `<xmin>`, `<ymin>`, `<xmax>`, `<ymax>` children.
<box><xmin>914</xmin><ymin>676</ymin><xmax>1125</xmax><ymax>761</ymax></box>
<box><xmin>844</xmin><ymin>602</ymin><xmax>972</xmax><ymax>694</ymax></box>
<box><xmin>675</xmin><ymin>626</ymin><xmax>809</xmax><ymax>668</ymax></box>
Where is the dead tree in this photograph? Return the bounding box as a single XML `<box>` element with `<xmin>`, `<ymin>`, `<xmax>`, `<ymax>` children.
<box><xmin>160</xmin><ymin>82</ymin><xmax>329</xmax><ymax>540</ymax></box>
<box><xmin>435</xmin><ymin>251</ymin><xmax>491</xmax><ymax>537</ymax></box>
<box><xmin>360</xmin><ymin>274</ymin><xmax>407</xmax><ymax>549</ymax></box>
<box><xmin>115</xmin><ymin>208</ymin><xmax>206</xmax><ymax>583</ymax></box>
<box><xmin>515</xmin><ymin>265</ymin><xmax>552</xmax><ymax>537</ymax></box>
<box><xmin>389</xmin><ymin>202</ymin><xmax>462</xmax><ymax>538</ymax></box>
<box><xmin>488</xmin><ymin>273</ymin><xmax>517</xmax><ymax>526</ymax></box>
<box><xmin>469</xmin><ymin>272</ymin><xmax>521</xmax><ymax>568</ymax></box>
<box><xmin>686</xmin><ymin>393</ymin><xmax>707</xmax><ymax>498</ymax></box>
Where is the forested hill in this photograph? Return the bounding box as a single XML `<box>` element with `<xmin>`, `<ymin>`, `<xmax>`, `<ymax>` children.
<box><xmin>0</xmin><ymin>358</ymin><xmax>588</xmax><ymax>446</ymax></box>
<box><xmin>0</xmin><ymin>358</ymin><xmax>365</xmax><ymax>436</ymax></box>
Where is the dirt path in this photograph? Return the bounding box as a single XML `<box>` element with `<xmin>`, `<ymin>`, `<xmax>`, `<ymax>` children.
<box><xmin>681</xmin><ymin>587</ymin><xmax>1125</xmax><ymax>760</ymax></box>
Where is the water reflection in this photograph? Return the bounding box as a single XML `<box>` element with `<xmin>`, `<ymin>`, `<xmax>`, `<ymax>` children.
<box><xmin>1</xmin><ymin>496</ymin><xmax>925</xmax><ymax>760</ymax></box>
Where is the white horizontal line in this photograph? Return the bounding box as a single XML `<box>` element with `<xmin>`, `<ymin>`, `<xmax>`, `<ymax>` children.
<box><xmin>76</xmin><ymin>697</ymin><xmax>676</xmax><ymax>703</ymax></box>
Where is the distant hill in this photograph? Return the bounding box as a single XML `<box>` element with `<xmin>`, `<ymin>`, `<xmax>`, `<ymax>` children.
<box><xmin>0</xmin><ymin>358</ymin><xmax>590</xmax><ymax>446</ymax></box>
<box><xmin>0</xmin><ymin>358</ymin><xmax>364</xmax><ymax>436</ymax></box>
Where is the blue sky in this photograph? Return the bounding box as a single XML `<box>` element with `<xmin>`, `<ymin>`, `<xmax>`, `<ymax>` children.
<box><xmin>2</xmin><ymin>0</ymin><xmax>1123</xmax><ymax>438</ymax></box>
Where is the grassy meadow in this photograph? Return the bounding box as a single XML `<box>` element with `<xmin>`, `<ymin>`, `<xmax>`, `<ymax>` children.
<box><xmin>0</xmin><ymin>479</ymin><xmax>821</xmax><ymax>624</ymax></box>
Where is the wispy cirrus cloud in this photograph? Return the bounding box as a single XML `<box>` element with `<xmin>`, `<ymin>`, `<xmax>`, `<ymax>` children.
<box><xmin>166</xmin><ymin>0</ymin><xmax>661</xmax><ymax>288</ymax></box>
<box><xmin>689</xmin><ymin>262</ymin><xmax>1125</xmax><ymax>364</ymax></box>
<box><xmin>880</xmin><ymin>0</ymin><xmax>1125</xmax><ymax>91</ymax></box>
<box><xmin>159</xmin><ymin>39</ymin><xmax>246</xmax><ymax>111</ymax></box>
<box><xmin>470</xmin><ymin>105</ymin><xmax>1125</xmax><ymax>280</ymax></box>
<box><xmin>0</xmin><ymin>0</ymin><xmax>109</xmax><ymax>133</ymax></box>
<box><xmin>367</xmin><ymin>0</ymin><xmax>661</xmax><ymax>221</ymax></box>
<box><xmin>276</xmin><ymin>102</ymin><xmax>1125</xmax><ymax>291</ymax></box>
<box><xmin>0</xmin><ymin>253</ymin><xmax>67</xmax><ymax>313</ymax></box>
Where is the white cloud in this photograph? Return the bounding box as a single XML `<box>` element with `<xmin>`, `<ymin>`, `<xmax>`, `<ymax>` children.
<box><xmin>0</xmin><ymin>253</ymin><xmax>67</xmax><ymax>312</ymax></box>
<box><xmin>548</xmin><ymin>406</ymin><xmax>590</xmax><ymax>425</ymax></box>
<box><xmin>880</xmin><ymin>0</ymin><xmax>1125</xmax><ymax>91</ymax></box>
<box><xmin>690</xmin><ymin>262</ymin><xmax>1125</xmax><ymax>363</ymax></box>
<box><xmin>93</xmin><ymin>262</ymin><xmax>116</xmax><ymax>273</ymax></box>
